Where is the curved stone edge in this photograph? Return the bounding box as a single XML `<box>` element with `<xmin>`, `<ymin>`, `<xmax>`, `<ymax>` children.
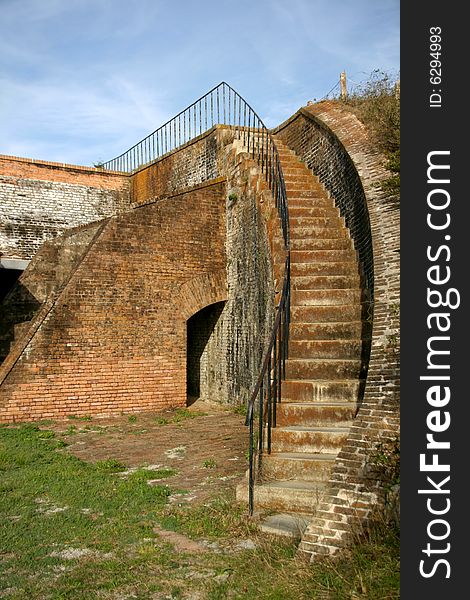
<box><xmin>177</xmin><ymin>269</ymin><xmax>228</xmax><ymax>322</ymax></box>
<box><xmin>295</xmin><ymin>101</ymin><xmax>400</xmax><ymax>560</ymax></box>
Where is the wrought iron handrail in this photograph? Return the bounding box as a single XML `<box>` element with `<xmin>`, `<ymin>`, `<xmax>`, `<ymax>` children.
<box><xmin>103</xmin><ymin>82</ymin><xmax>290</xmax><ymax>514</ymax></box>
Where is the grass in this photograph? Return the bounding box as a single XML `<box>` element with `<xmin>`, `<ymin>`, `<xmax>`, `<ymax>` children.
<box><xmin>341</xmin><ymin>70</ymin><xmax>400</xmax><ymax>194</ymax></box>
<box><xmin>154</xmin><ymin>408</ymin><xmax>207</xmax><ymax>427</ymax></box>
<box><xmin>0</xmin><ymin>424</ymin><xmax>399</xmax><ymax>599</ymax></box>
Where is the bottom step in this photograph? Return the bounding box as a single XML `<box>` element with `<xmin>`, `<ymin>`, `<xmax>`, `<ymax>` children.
<box><xmin>236</xmin><ymin>479</ymin><xmax>327</xmax><ymax>512</ymax></box>
<box><xmin>259</xmin><ymin>512</ymin><xmax>311</xmax><ymax>538</ymax></box>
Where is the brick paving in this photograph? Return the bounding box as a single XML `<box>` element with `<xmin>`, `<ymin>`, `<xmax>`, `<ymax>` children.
<box><xmin>48</xmin><ymin>400</ymin><xmax>249</xmax><ymax>505</ymax></box>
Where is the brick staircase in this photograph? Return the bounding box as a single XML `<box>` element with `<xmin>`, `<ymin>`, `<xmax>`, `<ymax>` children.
<box><xmin>236</xmin><ymin>137</ymin><xmax>368</xmax><ymax>537</ymax></box>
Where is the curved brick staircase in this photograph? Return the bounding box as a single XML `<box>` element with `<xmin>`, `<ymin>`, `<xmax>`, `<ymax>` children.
<box><xmin>237</xmin><ymin>137</ymin><xmax>367</xmax><ymax>536</ymax></box>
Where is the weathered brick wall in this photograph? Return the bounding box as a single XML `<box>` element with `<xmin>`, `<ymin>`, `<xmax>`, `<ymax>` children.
<box><xmin>0</xmin><ymin>156</ymin><xmax>130</xmax><ymax>260</ymax></box>
<box><xmin>280</xmin><ymin>102</ymin><xmax>400</xmax><ymax>559</ymax></box>
<box><xmin>0</xmin><ymin>181</ymin><xmax>227</xmax><ymax>422</ymax></box>
<box><xmin>193</xmin><ymin>133</ymin><xmax>276</xmax><ymax>405</ymax></box>
<box><xmin>131</xmin><ymin>129</ymin><xmax>219</xmax><ymax>206</ymax></box>
<box><xmin>131</xmin><ymin>127</ymin><xmax>277</xmax><ymax>407</ymax></box>
<box><xmin>0</xmin><ymin>126</ymin><xmax>279</xmax><ymax>419</ymax></box>
<box><xmin>0</xmin><ymin>222</ymin><xmax>102</xmax><ymax>363</ymax></box>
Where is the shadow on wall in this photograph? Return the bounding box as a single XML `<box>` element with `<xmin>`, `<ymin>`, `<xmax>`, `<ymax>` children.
<box><xmin>0</xmin><ymin>267</ymin><xmax>22</xmax><ymax>302</ymax></box>
<box><xmin>0</xmin><ymin>279</ymin><xmax>42</xmax><ymax>363</ymax></box>
<box><xmin>186</xmin><ymin>301</ymin><xmax>226</xmax><ymax>406</ymax></box>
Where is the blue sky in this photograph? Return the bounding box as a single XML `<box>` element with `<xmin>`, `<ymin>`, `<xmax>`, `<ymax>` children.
<box><xmin>0</xmin><ymin>0</ymin><xmax>399</xmax><ymax>166</ymax></box>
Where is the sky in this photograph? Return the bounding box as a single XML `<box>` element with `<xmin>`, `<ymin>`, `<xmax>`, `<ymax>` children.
<box><xmin>0</xmin><ymin>0</ymin><xmax>399</xmax><ymax>166</ymax></box>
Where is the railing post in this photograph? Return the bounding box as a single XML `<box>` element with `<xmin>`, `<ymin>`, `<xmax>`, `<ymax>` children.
<box><xmin>340</xmin><ymin>71</ymin><xmax>347</xmax><ymax>99</ymax></box>
<box><xmin>267</xmin><ymin>354</ymin><xmax>272</xmax><ymax>453</ymax></box>
<box><xmin>248</xmin><ymin>408</ymin><xmax>254</xmax><ymax>515</ymax></box>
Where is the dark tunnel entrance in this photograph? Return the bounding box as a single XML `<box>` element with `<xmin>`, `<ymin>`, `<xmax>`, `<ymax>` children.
<box><xmin>186</xmin><ymin>300</ymin><xmax>225</xmax><ymax>406</ymax></box>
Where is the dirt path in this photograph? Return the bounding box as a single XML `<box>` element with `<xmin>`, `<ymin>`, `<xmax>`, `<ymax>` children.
<box><xmin>47</xmin><ymin>401</ymin><xmax>249</xmax><ymax>505</ymax></box>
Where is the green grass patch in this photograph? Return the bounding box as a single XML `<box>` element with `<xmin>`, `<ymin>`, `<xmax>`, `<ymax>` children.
<box><xmin>172</xmin><ymin>408</ymin><xmax>207</xmax><ymax>423</ymax></box>
<box><xmin>232</xmin><ymin>403</ymin><xmax>247</xmax><ymax>416</ymax></box>
<box><xmin>153</xmin><ymin>408</ymin><xmax>207</xmax><ymax>426</ymax></box>
<box><xmin>0</xmin><ymin>424</ymin><xmax>171</xmax><ymax>598</ymax></box>
<box><xmin>160</xmin><ymin>494</ymin><xmax>256</xmax><ymax>540</ymax></box>
<box><xmin>67</xmin><ymin>414</ymin><xmax>93</xmax><ymax>421</ymax></box>
<box><xmin>0</xmin><ymin>424</ymin><xmax>399</xmax><ymax>599</ymax></box>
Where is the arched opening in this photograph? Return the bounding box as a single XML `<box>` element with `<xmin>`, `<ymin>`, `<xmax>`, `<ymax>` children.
<box><xmin>186</xmin><ymin>300</ymin><xmax>226</xmax><ymax>406</ymax></box>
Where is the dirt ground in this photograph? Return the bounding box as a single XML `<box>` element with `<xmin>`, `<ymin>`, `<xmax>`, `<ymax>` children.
<box><xmin>47</xmin><ymin>400</ymin><xmax>249</xmax><ymax>505</ymax></box>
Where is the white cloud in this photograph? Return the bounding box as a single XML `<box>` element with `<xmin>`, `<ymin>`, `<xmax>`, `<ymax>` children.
<box><xmin>0</xmin><ymin>76</ymin><xmax>170</xmax><ymax>164</ymax></box>
<box><xmin>0</xmin><ymin>0</ymin><xmax>399</xmax><ymax>165</ymax></box>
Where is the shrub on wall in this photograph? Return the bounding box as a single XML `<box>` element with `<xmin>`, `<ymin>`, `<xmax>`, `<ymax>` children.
<box><xmin>343</xmin><ymin>70</ymin><xmax>400</xmax><ymax>194</ymax></box>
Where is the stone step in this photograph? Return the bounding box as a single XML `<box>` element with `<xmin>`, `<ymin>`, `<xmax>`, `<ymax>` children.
<box><xmin>258</xmin><ymin>512</ymin><xmax>312</xmax><ymax>538</ymax></box>
<box><xmin>271</xmin><ymin>426</ymin><xmax>350</xmax><ymax>453</ymax></box>
<box><xmin>287</xmin><ymin>195</ymin><xmax>333</xmax><ymax>207</ymax></box>
<box><xmin>290</xmin><ymin>262</ymin><xmax>359</xmax><ymax>277</ymax></box>
<box><xmin>274</xmin><ymin>146</ymin><xmax>296</xmax><ymax>155</ymax></box>
<box><xmin>236</xmin><ymin>479</ymin><xmax>327</xmax><ymax>512</ymax></box>
<box><xmin>285</xmin><ymin>358</ymin><xmax>362</xmax><ymax>380</ymax></box>
<box><xmin>291</xmin><ymin>304</ymin><xmax>362</xmax><ymax>323</ymax></box>
<box><xmin>275</xmin><ymin>237</ymin><xmax>353</xmax><ymax>252</ymax></box>
<box><xmin>290</xmin><ymin>321</ymin><xmax>364</xmax><ymax>341</ymax></box>
<box><xmin>288</xmin><ymin>339</ymin><xmax>363</xmax><ymax>360</ymax></box>
<box><xmin>290</xmin><ymin>249</ymin><xmax>356</xmax><ymax>264</ymax></box>
<box><xmin>285</xmin><ymin>182</ymin><xmax>327</xmax><ymax>193</ymax></box>
<box><xmin>292</xmin><ymin>289</ymin><xmax>362</xmax><ymax>306</ymax></box>
<box><xmin>261</xmin><ymin>452</ymin><xmax>337</xmax><ymax>482</ymax></box>
<box><xmin>275</xmin><ymin>403</ymin><xmax>356</xmax><ymax>427</ymax></box>
<box><xmin>281</xmin><ymin>379</ymin><xmax>364</xmax><ymax>403</ymax></box>
<box><xmin>281</xmin><ymin>165</ymin><xmax>312</xmax><ymax>176</ymax></box>
<box><xmin>288</xmin><ymin>189</ymin><xmax>331</xmax><ymax>199</ymax></box>
<box><xmin>288</xmin><ymin>206</ymin><xmax>340</xmax><ymax>218</ymax></box>
<box><xmin>283</xmin><ymin>174</ymin><xmax>318</xmax><ymax>185</ymax></box>
<box><xmin>290</xmin><ymin>275</ymin><xmax>360</xmax><ymax>290</ymax></box>
<box><xmin>275</xmin><ymin>151</ymin><xmax>299</xmax><ymax>160</ymax></box>
<box><xmin>289</xmin><ymin>215</ymin><xmax>345</xmax><ymax>229</ymax></box>
<box><xmin>290</xmin><ymin>226</ymin><xmax>349</xmax><ymax>240</ymax></box>
<box><xmin>275</xmin><ymin>157</ymin><xmax>304</xmax><ymax>167</ymax></box>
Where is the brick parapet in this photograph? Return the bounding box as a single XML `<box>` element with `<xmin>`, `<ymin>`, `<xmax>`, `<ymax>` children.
<box><xmin>0</xmin><ymin>154</ymin><xmax>127</xmax><ymax>184</ymax></box>
<box><xmin>131</xmin><ymin>127</ymin><xmax>221</xmax><ymax>206</ymax></box>
<box><xmin>0</xmin><ymin>155</ymin><xmax>130</xmax><ymax>261</ymax></box>
<box><xmin>0</xmin><ymin>122</ymin><xmax>280</xmax><ymax>420</ymax></box>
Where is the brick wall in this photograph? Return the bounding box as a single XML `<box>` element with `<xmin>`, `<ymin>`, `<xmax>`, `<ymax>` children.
<box><xmin>194</xmin><ymin>133</ymin><xmax>277</xmax><ymax>405</ymax></box>
<box><xmin>0</xmin><ymin>181</ymin><xmax>227</xmax><ymax>422</ymax></box>
<box><xmin>278</xmin><ymin>102</ymin><xmax>400</xmax><ymax>560</ymax></box>
<box><xmin>131</xmin><ymin>127</ymin><xmax>277</xmax><ymax>406</ymax></box>
<box><xmin>0</xmin><ymin>126</ymin><xmax>280</xmax><ymax>420</ymax></box>
<box><xmin>131</xmin><ymin>129</ymin><xmax>219</xmax><ymax>206</ymax></box>
<box><xmin>0</xmin><ymin>222</ymin><xmax>102</xmax><ymax>362</ymax></box>
<box><xmin>0</xmin><ymin>155</ymin><xmax>130</xmax><ymax>260</ymax></box>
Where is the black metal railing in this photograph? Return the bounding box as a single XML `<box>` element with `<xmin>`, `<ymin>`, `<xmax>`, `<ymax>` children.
<box><xmin>245</xmin><ymin>253</ymin><xmax>290</xmax><ymax>514</ymax></box>
<box><xmin>103</xmin><ymin>82</ymin><xmax>290</xmax><ymax>514</ymax></box>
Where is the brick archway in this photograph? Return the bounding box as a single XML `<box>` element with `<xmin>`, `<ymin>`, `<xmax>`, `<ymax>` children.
<box><xmin>176</xmin><ymin>269</ymin><xmax>228</xmax><ymax>322</ymax></box>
